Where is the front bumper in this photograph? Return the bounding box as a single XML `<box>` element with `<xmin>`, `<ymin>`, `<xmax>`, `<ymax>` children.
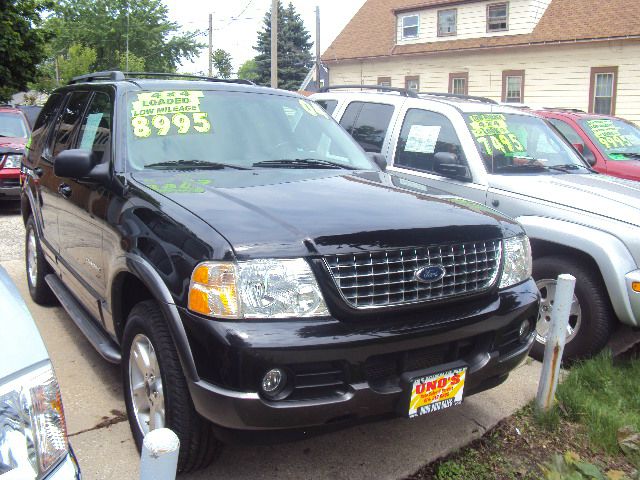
<box><xmin>46</xmin><ymin>448</ymin><xmax>81</xmax><ymax>479</ymax></box>
<box><xmin>0</xmin><ymin>168</ymin><xmax>20</xmax><ymax>199</ymax></box>
<box><xmin>184</xmin><ymin>279</ymin><xmax>539</xmax><ymax>431</ymax></box>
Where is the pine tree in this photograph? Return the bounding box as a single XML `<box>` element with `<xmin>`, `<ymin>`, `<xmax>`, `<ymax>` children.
<box><xmin>253</xmin><ymin>1</ymin><xmax>313</xmax><ymax>90</ymax></box>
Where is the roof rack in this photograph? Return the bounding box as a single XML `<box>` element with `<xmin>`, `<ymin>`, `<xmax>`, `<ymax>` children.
<box><xmin>419</xmin><ymin>92</ymin><xmax>498</xmax><ymax>104</ymax></box>
<box><xmin>319</xmin><ymin>85</ymin><xmax>418</xmax><ymax>98</ymax></box>
<box><xmin>542</xmin><ymin>107</ymin><xmax>586</xmax><ymax>113</ymax></box>
<box><xmin>69</xmin><ymin>71</ymin><xmax>254</xmax><ymax>86</ymax></box>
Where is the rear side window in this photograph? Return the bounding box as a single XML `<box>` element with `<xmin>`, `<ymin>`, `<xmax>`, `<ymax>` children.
<box><xmin>395</xmin><ymin>109</ymin><xmax>466</xmax><ymax>173</ymax></box>
<box><xmin>77</xmin><ymin>92</ymin><xmax>113</xmax><ymax>164</ymax></box>
<box><xmin>339</xmin><ymin>102</ymin><xmax>394</xmax><ymax>153</ymax></box>
<box><xmin>51</xmin><ymin>91</ymin><xmax>90</xmax><ymax>157</ymax></box>
<box><xmin>315</xmin><ymin>100</ymin><xmax>337</xmax><ymax>115</ymax></box>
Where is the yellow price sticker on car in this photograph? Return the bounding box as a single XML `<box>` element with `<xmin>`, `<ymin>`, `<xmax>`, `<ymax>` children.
<box><xmin>468</xmin><ymin>114</ymin><xmax>526</xmax><ymax>156</ymax></box>
<box><xmin>586</xmin><ymin>119</ymin><xmax>634</xmax><ymax>150</ymax></box>
<box><xmin>131</xmin><ymin>90</ymin><xmax>212</xmax><ymax>138</ymax></box>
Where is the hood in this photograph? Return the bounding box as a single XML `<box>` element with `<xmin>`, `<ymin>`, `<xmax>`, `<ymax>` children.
<box><xmin>606</xmin><ymin>160</ymin><xmax>640</xmax><ymax>182</ymax></box>
<box><xmin>132</xmin><ymin>170</ymin><xmax>515</xmax><ymax>257</ymax></box>
<box><xmin>0</xmin><ymin>137</ymin><xmax>26</xmax><ymax>151</ymax></box>
<box><xmin>489</xmin><ymin>173</ymin><xmax>640</xmax><ymax>227</ymax></box>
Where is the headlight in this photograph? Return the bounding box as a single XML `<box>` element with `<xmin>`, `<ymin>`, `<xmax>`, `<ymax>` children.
<box><xmin>3</xmin><ymin>154</ymin><xmax>22</xmax><ymax>169</ymax></box>
<box><xmin>188</xmin><ymin>258</ymin><xmax>329</xmax><ymax>319</ymax></box>
<box><xmin>499</xmin><ymin>235</ymin><xmax>533</xmax><ymax>289</ymax></box>
<box><xmin>0</xmin><ymin>362</ymin><xmax>69</xmax><ymax>478</ymax></box>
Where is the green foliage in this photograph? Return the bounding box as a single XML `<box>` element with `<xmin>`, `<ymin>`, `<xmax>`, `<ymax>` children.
<box><xmin>541</xmin><ymin>451</ymin><xmax>634</xmax><ymax>480</ymax></box>
<box><xmin>237</xmin><ymin>59</ymin><xmax>259</xmax><ymax>82</ymax></box>
<box><xmin>253</xmin><ymin>1</ymin><xmax>313</xmax><ymax>90</ymax></box>
<box><xmin>57</xmin><ymin>44</ymin><xmax>96</xmax><ymax>83</ymax></box>
<box><xmin>556</xmin><ymin>351</ymin><xmax>640</xmax><ymax>455</ymax></box>
<box><xmin>115</xmin><ymin>50</ymin><xmax>145</xmax><ymax>72</ymax></box>
<box><xmin>0</xmin><ymin>0</ymin><xmax>52</xmax><ymax>101</ymax></box>
<box><xmin>435</xmin><ymin>449</ymin><xmax>493</xmax><ymax>480</ymax></box>
<box><xmin>44</xmin><ymin>0</ymin><xmax>203</xmax><ymax>73</ymax></box>
<box><xmin>211</xmin><ymin>49</ymin><xmax>233</xmax><ymax>79</ymax></box>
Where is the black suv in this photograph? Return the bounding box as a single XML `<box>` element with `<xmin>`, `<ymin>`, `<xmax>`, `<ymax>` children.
<box><xmin>21</xmin><ymin>71</ymin><xmax>539</xmax><ymax>471</ymax></box>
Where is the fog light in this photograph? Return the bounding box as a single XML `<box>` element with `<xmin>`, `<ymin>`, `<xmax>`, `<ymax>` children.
<box><xmin>519</xmin><ymin>319</ymin><xmax>532</xmax><ymax>342</ymax></box>
<box><xmin>262</xmin><ymin>368</ymin><xmax>287</xmax><ymax>398</ymax></box>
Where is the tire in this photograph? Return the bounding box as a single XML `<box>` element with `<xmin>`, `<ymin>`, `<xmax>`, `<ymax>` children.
<box><xmin>122</xmin><ymin>300</ymin><xmax>221</xmax><ymax>472</ymax></box>
<box><xmin>530</xmin><ymin>255</ymin><xmax>616</xmax><ymax>362</ymax></box>
<box><xmin>25</xmin><ymin>215</ymin><xmax>56</xmax><ymax>305</ymax></box>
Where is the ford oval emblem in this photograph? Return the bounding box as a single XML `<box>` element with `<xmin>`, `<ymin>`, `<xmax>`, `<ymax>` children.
<box><xmin>415</xmin><ymin>265</ymin><xmax>446</xmax><ymax>283</ymax></box>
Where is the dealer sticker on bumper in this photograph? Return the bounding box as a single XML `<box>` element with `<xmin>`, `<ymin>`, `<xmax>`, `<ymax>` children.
<box><xmin>408</xmin><ymin>367</ymin><xmax>466</xmax><ymax>418</ymax></box>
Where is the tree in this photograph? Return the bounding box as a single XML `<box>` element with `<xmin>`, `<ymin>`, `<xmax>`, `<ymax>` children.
<box><xmin>211</xmin><ymin>49</ymin><xmax>232</xmax><ymax>79</ymax></box>
<box><xmin>57</xmin><ymin>44</ymin><xmax>96</xmax><ymax>83</ymax></box>
<box><xmin>115</xmin><ymin>50</ymin><xmax>145</xmax><ymax>72</ymax></box>
<box><xmin>253</xmin><ymin>1</ymin><xmax>313</xmax><ymax>90</ymax></box>
<box><xmin>45</xmin><ymin>0</ymin><xmax>203</xmax><ymax>73</ymax></box>
<box><xmin>0</xmin><ymin>0</ymin><xmax>51</xmax><ymax>101</ymax></box>
<box><xmin>237</xmin><ymin>59</ymin><xmax>259</xmax><ymax>83</ymax></box>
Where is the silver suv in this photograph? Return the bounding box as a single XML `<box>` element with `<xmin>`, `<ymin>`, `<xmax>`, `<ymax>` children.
<box><xmin>312</xmin><ymin>87</ymin><xmax>640</xmax><ymax>360</ymax></box>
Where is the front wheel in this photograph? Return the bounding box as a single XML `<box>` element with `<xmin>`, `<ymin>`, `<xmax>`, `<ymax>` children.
<box><xmin>530</xmin><ymin>255</ymin><xmax>615</xmax><ymax>362</ymax></box>
<box><xmin>122</xmin><ymin>300</ymin><xmax>222</xmax><ymax>472</ymax></box>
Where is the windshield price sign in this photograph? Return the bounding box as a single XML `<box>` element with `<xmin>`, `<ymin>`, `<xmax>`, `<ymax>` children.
<box><xmin>586</xmin><ymin>119</ymin><xmax>634</xmax><ymax>150</ymax></box>
<box><xmin>468</xmin><ymin>114</ymin><xmax>525</xmax><ymax>156</ymax></box>
<box><xmin>130</xmin><ymin>90</ymin><xmax>212</xmax><ymax>138</ymax></box>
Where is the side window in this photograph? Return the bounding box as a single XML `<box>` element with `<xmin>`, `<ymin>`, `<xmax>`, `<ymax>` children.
<box><xmin>395</xmin><ymin>109</ymin><xmax>467</xmax><ymax>173</ymax></box>
<box><xmin>339</xmin><ymin>102</ymin><xmax>394</xmax><ymax>153</ymax></box>
<box><xmin>548</xmin><ymin>118</ymin><xmax>596</xmax><ymax>163</ymax></box>
<box><xmin>315</xmin><ymin>100</ymin><xmax>337</xmax><ymax>116</ymax></box>
<box><xmin>77</xmin><ymin>92</ymin><xmax>113</xmax><ymax>164</ymax></box>
<box><xmin>51</xmin><ymin>91</ymin><xmax>91</xmax><ymax>157</ymax></box>
<box><xmin>30</xmin><ymin>93</ymin><xmax>63</xmax><ymax>154</ymax></box>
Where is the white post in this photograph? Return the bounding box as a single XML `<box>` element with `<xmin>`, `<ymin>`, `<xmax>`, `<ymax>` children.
<box><xmin>535</xmin><ymin>274</ymin><xmax>576</xmax><ymax>412</ymax></box>
<box><xmin>140</xmin><ymin>428</ymin><xmax>180</xmax><ymax>480</ymax></box>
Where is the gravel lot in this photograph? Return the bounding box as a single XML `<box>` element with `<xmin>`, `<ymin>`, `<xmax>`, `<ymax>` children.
<box><xmin>0</xmin><ymin>201</ymin><xmax>23</xmax><ymax>262</ymax></box>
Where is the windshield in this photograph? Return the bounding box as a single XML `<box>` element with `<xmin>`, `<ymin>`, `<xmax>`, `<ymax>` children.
<box><xmin>464</xmin><ymin>113</ymin><xmax>589</xmax><ymax>174</ymax></box>
<box><xmin>126</xmin><ymin>89</ymin><xmax>373</xmax><ymax>171</ymax></box>
<box><xmin>0</xmin><ymin>113</ymin><xmax>28</xmax><ymax>138</ymax></box>
<box><xmin>579</xmin><ymin>118</ymin><xmax>640</xmax><ymax>160</ymax></box>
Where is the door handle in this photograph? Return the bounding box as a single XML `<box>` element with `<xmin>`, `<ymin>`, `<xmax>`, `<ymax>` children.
<box><xmin>58</xmin><ymin>184</ymin><xmax>72</xmax><ymax>198</ymax></box>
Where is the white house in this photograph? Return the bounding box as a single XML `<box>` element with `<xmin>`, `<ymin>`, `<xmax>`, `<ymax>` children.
<box><xmin>322</xmin><ymin>0</ymin><xmax>640</xmax><ymax>123</ymax></box>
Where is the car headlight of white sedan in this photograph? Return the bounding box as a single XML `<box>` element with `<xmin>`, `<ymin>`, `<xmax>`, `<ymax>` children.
<box><xmin>0</xmin><ymin>362</ymin><xmax>69</xmax><ymax>478</ymax></box>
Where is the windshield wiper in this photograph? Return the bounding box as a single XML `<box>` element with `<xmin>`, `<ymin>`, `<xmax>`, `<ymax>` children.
<box><xmin>545</xmin><ymin>164</ymin><xmax>591</xmax><ymax>172</ymax></box>
<box><xmin>252</xmin><ymin>158</ymin><xmax>355</xmax><ymax>170</ymax></box>
<box><xmin>145</xmin><ymin>160</ymin><xmax>250</xmax><ymax>170</ymax></box>
<box><xmin>494</xmin><ymin>163</ymin><xmax>550</xmax><ymax>173</ymax></box>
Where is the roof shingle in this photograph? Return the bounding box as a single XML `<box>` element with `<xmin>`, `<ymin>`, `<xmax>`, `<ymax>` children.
<box><xmin>322</xmin><ymin>0</ymin><xmax>640</xmax><ymax>62</ymax></box>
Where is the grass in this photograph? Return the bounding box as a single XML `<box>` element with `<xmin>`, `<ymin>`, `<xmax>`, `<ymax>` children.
<box><xmin>556</xmin><ymin>351</ymin><xmax>640</xmax><ymax>456</ymax></box>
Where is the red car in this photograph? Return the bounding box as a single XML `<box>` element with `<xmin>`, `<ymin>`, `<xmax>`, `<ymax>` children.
<box><xmin>0</xmin><ymin>106</ymin><xmax>30</xmax><ymax>201</ymax></box>
<box><xmin>535</xmin><ymin>109</ymin><xmax>640</xmax><ymax>182</ymax></box>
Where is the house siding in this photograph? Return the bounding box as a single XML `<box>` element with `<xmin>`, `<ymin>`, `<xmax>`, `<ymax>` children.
<box><xmin>326</xmin><ymin>41</ymin><xmax>640</xmax><ymax>124</ymax></box>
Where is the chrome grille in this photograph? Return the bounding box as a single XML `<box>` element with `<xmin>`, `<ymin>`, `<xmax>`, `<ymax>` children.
<box><xmin>324</xmin><ymin>240</ymin><xmax>502</xmax><ymax>308</ymax></box>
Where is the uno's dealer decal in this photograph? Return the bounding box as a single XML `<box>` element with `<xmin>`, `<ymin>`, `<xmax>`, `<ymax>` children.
<box><xmin>408</xmin><ymin>367</ymin><xmax>466</xmax><ymax>418</ymax></box>
<box><xmin>130</xmin><ymin>90</ymin><xmax>211</xmax><ymax>138</ymax></box>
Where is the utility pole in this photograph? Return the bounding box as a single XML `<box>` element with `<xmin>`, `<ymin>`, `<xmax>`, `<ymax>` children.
<box><xmin>54</xmin><ymin>57</ymin><xmax>60</xmax><ymax>86</ymax></box>
<box><xmin>126</xmin><ymin>2</ymin><xmax>130</xmax><ymax>71</ymax></box>
<box><xmin>315</xmin><ymin>6</ymin><xmax>321</xmax><ymax>89</ymax></box>
<box><xmin>208</xmin><ymin>13</ymin><xmax>213</xmax><ymax>77</ymax></box>
<box><xmin>270</xmin><ymin>0</ymin><xmax>278</xmax><ymax>88</ymax></box>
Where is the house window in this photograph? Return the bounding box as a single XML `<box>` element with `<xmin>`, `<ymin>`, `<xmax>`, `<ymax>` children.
<box><xmin>437</xmin><ymin>9</ymin><xmax>457</xmax><ymax>37</ymax></box>
<box><xmin>449</xmin><ymin>72</ymin><xmax>468</xmax><ymax>95</ymax></box>
<box><xmin>502</xmin><ymin>70</ymin><xmax>524</xmax><ymax>103</ymax></box>
<box><xmin>402</xmin><ymin>15</ymin><xmax>419</xmax><ymax>39</ymax></box>
<box><xmin>589</xmin><ymin>67</ymin><xmax>618</xmax><ymax>115</ymax></box>
<box><xmin>405</xmin><ymin>76</ymin><xmax>420</xmax><ymax>93</ymax></box>
<box><xmin>487</xmin><ymin>3</ymin><xmax>508</xmax><ymax>32</ymax></box>
<box><xmin>377</xmin><ymin>76</ymin><xmax>392</xmax><ymax>88</ymax></box>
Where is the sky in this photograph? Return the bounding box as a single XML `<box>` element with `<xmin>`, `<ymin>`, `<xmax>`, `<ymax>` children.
<box><xmin>163</xmin><ymin>0</ymin><xmax>367</xmax><ymax>74</ymax></box>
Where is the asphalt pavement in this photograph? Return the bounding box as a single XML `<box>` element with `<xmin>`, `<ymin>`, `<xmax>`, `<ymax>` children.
<box><xmin>0</xmin><ymin>202</ymin><xmax>542</xmax><ymax>479</ymax></box>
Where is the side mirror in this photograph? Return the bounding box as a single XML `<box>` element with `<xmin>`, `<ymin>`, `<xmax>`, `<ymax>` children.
<box><xmin>572</xmin><ymin>143</ymin><xmax>584</xmax><ymax>154</ymax></box>
<box><xmin>53</xmin><ymin>149</ymin><xmax>110</xmax><ymax>182</ymax></box>
<box><xmin>366</xmin><ymin>152</ymin><xmax>387</xmax><ymax>171</ymax></box>
<box><xmin>433</xmin><ymin>152</ymin><xmax>471</xmax><ymax>181</ymax></box>
<box><xmin>54</xmin><ymin>149</ymin><xmax>95</xmax><ymax>179</ymax></box>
